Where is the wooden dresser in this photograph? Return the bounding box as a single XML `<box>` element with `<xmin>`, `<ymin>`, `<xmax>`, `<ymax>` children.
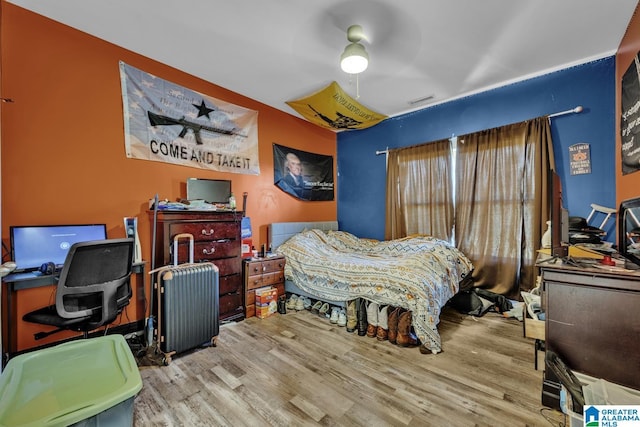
<box><xmin>151</xmin><ymin>210</ymin><xmax>244</xmax><ymax>322</ymax></box>
<box><xmin>243</xmin><ymin>256</ymin><xmax>285</xmax><ymax>318</ymax></box>
<box><xmin>538</xmin><ymin>259</ymin><xmax>640</xmax><ymax>408</ymax></box>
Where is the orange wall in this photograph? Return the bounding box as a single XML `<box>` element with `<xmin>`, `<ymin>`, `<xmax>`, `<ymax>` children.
<box><xmin>617</xmin><ymin>5</ymin><xmax>640</xmax><ymax>204</ymax></box>
<box><xmin>0</xmin><ymin>3</ymin><xmax>336</xmax><ymax>348</ymax></box>
<box><xmin>1</xmin><ymin>3</ymin><xmax>337</xmax><ymax>246</ymax></box>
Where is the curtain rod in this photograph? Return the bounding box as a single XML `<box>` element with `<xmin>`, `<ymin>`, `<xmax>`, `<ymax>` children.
<box><xmin>374</xmin><ymin>106</ymin><xmax>584</xmax><ymax>155</ymax></box>
<box><xmin>548</xmin><ymin>105</ymin><xmax>583</xmax><ymax>118</ymax></box>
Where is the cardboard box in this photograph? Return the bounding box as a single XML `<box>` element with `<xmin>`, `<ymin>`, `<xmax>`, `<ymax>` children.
<box><xmin>255</xmin><ymin>287</ymin><xmax>278</xmax><ymax>318</ymax></box>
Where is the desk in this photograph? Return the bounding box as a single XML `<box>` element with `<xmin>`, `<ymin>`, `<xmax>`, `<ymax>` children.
<box><xmin>537</xmin><ymin>258</ymin><xmax>640</xmax><ymax>408</ymax></box>
<box><xmin>2</xmin><ymin>262</ymin><xmax>146</xmax><ymax>365</ymax></box>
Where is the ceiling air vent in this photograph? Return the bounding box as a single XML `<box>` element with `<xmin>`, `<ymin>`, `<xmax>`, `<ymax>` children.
<box><xmin>408</xmin><ymin>95</ymin><xmax>434</xmax><ymax>106</ymax></box>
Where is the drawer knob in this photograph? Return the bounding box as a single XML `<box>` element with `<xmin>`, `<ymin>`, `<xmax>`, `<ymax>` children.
<box><xmin>201</xmin><ymin>229</ymin><xmax>215</xmax><ymax>236</ymax></box>
<box><xmin>202</xmin><ymin>248</ymin><xmax>216</xmax><ymax>255</ymax></box>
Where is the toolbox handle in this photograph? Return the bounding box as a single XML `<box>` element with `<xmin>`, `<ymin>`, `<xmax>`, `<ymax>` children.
<box><xmin>173</xmin><ymin>233</ymin><xmax>194</xmax><ymax>265</ymax></box>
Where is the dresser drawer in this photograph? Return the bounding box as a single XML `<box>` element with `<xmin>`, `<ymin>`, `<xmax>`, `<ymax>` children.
<box><xmin>210</xmin><ymin>257</ymin><xmax>242</xmax><ymax>276</ymax></box>
<box><xmin>169</xmin><ymin>221</ymin><xmax>239</xmax><ymax>242</ymax></box>
<box><xmin>263</xmin><ymin>258</ymin><xmax>285</xmax><ymax>273</ymax></box>
<box><xmin>220</xmin><ymin>292</ymin><xmax>243</xmax><ymax>316</ymax></box>
<box><xmin>246</xmin><ymin>270</ymin><xmax>284</xmax><ymax>290</ymax></box>
<box><xmin>219</xmin><ymin>274</ymin><xmax>242</xmax><ymax>295</ymax></box>
<box><xmin>245</xmin><ymin>257</ymin><xmax>286</xmax><ymax>275</ymax></box>
<box><xmin>246</xmin><ymin>262</ymin><xmax>263</xmax><ymax>276</ymax></box>
<box><xmin>263</xmin><ymin>271</ymin><xmax>284</xmax><ymax>286</ymax></box>
<box><xmin>246</xmin><ymin>275</ymin><xmax>264</xmax><ymax>291</ymax></box>
<box><xmin>173</xmin><ymin>239</ymin><xmax>240</xmax><ymax>262</ymax></box>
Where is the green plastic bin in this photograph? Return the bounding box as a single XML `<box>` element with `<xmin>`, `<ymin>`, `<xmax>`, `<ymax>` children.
<box><xmin>0</xmin><ymin>335</ymin><xmax>142</xmax><ymax>427</ymax></box>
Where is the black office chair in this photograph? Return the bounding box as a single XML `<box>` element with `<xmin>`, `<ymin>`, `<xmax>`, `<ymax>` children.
<box><xmin>23</xmin><ymin>238</ymin><xmax>134</xmax><ymax>340</ymax></box>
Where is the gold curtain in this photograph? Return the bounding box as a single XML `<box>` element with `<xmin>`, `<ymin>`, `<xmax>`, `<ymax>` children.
<box><xmin>384</xmin><ymin>117</ymin><xmax>553</xmax><ymax>298</ymax></box>
<box><xmin>385</xmin><ymin>139</ymin><xmax>453</xmax><ymax>241</ymax></box>
<box><xmin>456</xmin><ymin>117</ymin><xmax>553</xmax><ymax>298</ymax></box>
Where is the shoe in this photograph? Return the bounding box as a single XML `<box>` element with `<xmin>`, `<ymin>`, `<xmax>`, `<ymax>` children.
<box><xmin>295</xmin><ymin>297</ymin><xmax>305</xmax><ymax>311</ymax></box>
<box><xmin>286</xmin><ymin>294</ymin><xmax>299</xmax><ymax>310</ymax></box>
<box><xmin>387</xmin><ymin>306</ymin><xmax>400</xmax><ymax>344</ymax></box>
<box><xmin>277</xmin><ymin>295</ymin><xmax>287</xmax><ymax>314</ymax></box>
<box><xmin>356</xmin><ymin>299</ymin><xmax>368</xmax><ymax>336</ymax></box>
<box><xmin>319</xmin><ymin>302</ymin><xmax>330</xmax><ymax>318</ymax></box>
<box><xmin>311</xmin><ymin>300</ymin><xmax>322</xmax><ymax>314</ymax></box>
<box><xmin>330</xmin><ymin>307</ymin><xmax>339</xmax><ymax>323</ymax></box>
<box><xmin>346</xmin><ymin>300</ymin><xmax>357</xmax><ymax>332</ymax></box>
<box><xmin>337</xmin><ymin>309</ymin><xmax>347</xmax><ymax>327</ymax></box>
<box><xmin>396</xmin><ymin>310</ymin><xmax>418</xmax><ymax>347</ymax></box>
<box><xmin>366</xmin><ymin>302</ymin><xmax>379</xmax><ymax>338</ymax></box>
<box><xmin>419</xmin><ymin>345</ymin><xmax>435</xmax><ymax>355</ymax></box>
<box><xmin>376</xmin><ymin>305</ymin><xmax>388</xmax><ymax>341</ymax></box>
<box><xmin>303</xmin><ymin>297</ymin><xmax>312</xmax><ymax>310</ymax></box>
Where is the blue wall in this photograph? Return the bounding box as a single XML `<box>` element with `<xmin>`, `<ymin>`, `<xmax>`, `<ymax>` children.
<box><xmin>337</xmin><ymin>57</ymin><xmax>617</xmax><ymax>241</ymax></box>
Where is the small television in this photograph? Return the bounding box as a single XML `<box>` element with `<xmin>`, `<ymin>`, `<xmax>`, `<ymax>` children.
<box><xmin>10</xmin><ymin>224</ymin><xmax>108</xmax><ymax>272</ymax></box>
<box><xmin>550</xmin><ymin>171</ymin><xmax>569</xmax><ymax>258</ymax></box>
<box><xmin>618</xmin><ymin>196</ymin><xmax>640</xmax><ymax>268</ymax></box>
<box><xmin>186</xmin><ymin>178</ymin><xmax>231</xmax><ymax>204</ymax></box>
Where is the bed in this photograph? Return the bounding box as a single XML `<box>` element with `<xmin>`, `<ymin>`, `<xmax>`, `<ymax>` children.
<box><xmin>268</xmin><ymin>221</ymin><xmax>474</xmax><ymax>353</ymax></box>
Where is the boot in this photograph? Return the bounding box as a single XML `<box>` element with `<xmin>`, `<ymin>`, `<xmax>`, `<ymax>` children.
<box><xmin>356</xmin><ymin>298</ymin><xmax>368</xmax><ymax>336</ymax></box>
<box><xmin>387</xmin><ymin>306</ymin><xmax>400</xmax><ymax>344</ymax></box>
<box><xmin>346</xmin><ymin>300</ymin><xmax>357</xmax><ymax>332</ymax></box>
<box><xmin>376</xmin><ymin>305</ymin><xmax>388</xmax><ymax>341</ymax></box>
<box><xmin>366</xmin><ymin>301</ymin><xmax>378</xmax><ymax>338</ymax></box>
<box><xmin>277</xmin><ymin>295</ymin><xmax>287</xmax><ymax>314</ymax></box>
<box><xmin>396</xmin><ymin>310</ymin><xmax>418</xmax><ymax>347</ymax></box>
<box><xmin>419</xmin><ymin>344</ymin><xmax>434</xmax><ymax>355</ymax></box>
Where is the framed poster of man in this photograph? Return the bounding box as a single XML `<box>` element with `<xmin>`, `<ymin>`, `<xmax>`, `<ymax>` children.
<box><xmin>273</xmin><ymin>144</ymin><xmax>334</xmax><ymax>201</ymax></box>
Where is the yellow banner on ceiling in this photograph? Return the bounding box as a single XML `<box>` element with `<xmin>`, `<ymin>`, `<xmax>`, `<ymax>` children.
<box><xmin>286</xmin><ymin>81</ymin><xmax>387</xmax><ymax>131</ymax></box>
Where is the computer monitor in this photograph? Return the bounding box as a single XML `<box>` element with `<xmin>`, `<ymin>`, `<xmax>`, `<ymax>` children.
<box><xmin>186</xmin><ymin>178</ymin><xmax>231</xmax><ymax>204</ymax></box>
<box><xmin>618</xmin><ymin>197</ymin><xmax>640</xmax><ymax>268</ymax></box>
<box><xmin>10</xmin><ymin>224</ymin><xmax>108</xmax><ymax>272</ymax></box>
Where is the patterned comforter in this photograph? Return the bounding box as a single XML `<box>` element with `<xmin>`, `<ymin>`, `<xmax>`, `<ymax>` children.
<box><xmin>275</xmin><ymin>229</ymin><xmax>474</xmax><ymax>353</ymax></box>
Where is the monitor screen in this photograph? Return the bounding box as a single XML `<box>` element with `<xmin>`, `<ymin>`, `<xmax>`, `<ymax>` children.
<box><xmin>618</xmin><ymin>197</ymin><xmax>640</xmax><ymax>268</ymax></box>
<box><xmin>186</xmin><ymin>178</ymin><xmax>231</xmax><ymax>204</ymax></box>
<box><xmin>10</xmin><ymin>224</ymin><xmax>107</xmax><ymax>272</ymax></box>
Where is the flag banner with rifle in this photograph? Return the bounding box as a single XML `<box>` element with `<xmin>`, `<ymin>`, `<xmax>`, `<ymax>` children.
<box><xmin>286</xmin><ymin>81</ymin><xmax>387</xmax><ymax>131</ymax></box>
<box><xmin>119</xmin><ymin>61</ymin><xmax>260</xmax><ymax>174</ymax></box>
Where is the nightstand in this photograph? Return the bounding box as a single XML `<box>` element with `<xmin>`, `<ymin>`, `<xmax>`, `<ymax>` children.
<box><xmin>243</xmin><ymin>256</ymin><xmax>285</xmax><ymax>318</ymax></box>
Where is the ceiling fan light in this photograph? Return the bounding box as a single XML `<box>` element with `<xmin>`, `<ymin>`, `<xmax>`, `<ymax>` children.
<box><xmin>340</xmin><ymin>42</ymin><xmax>369</xmax><ymax>74</ymax></box>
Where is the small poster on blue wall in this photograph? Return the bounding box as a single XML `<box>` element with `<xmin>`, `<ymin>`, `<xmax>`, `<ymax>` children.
<box><xmin>569</xmin><ymin>143</ymin><xmax>591</xmax><ymax>175</ymax></box>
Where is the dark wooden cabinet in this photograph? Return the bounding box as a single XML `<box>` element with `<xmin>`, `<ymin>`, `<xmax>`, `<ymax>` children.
<box><xmin>539</xmin><ymin>261</ymin><xmax>640</xmax><ymax>407</ymax></box>
<box><xmin>243</xmin><ymin>256</ymin><xmax>285</xmax><ymax>318</ymax></box>
<box><xmin>151</xmin><ymin>210</ymin><xmax>244</xmax><ymax>322</ymax></box>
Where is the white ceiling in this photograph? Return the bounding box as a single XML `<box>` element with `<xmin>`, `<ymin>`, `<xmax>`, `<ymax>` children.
<box><xmin>8</xmin><ymin>0</ymin><xmax>639</xmax><ymax>121</ymax></box>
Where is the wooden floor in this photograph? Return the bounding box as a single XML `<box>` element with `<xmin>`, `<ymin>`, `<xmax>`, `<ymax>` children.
<box><xmin>132</xmin><ymin>307</ymin><xmax>566</xmax><ymax>426</ymax></box>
